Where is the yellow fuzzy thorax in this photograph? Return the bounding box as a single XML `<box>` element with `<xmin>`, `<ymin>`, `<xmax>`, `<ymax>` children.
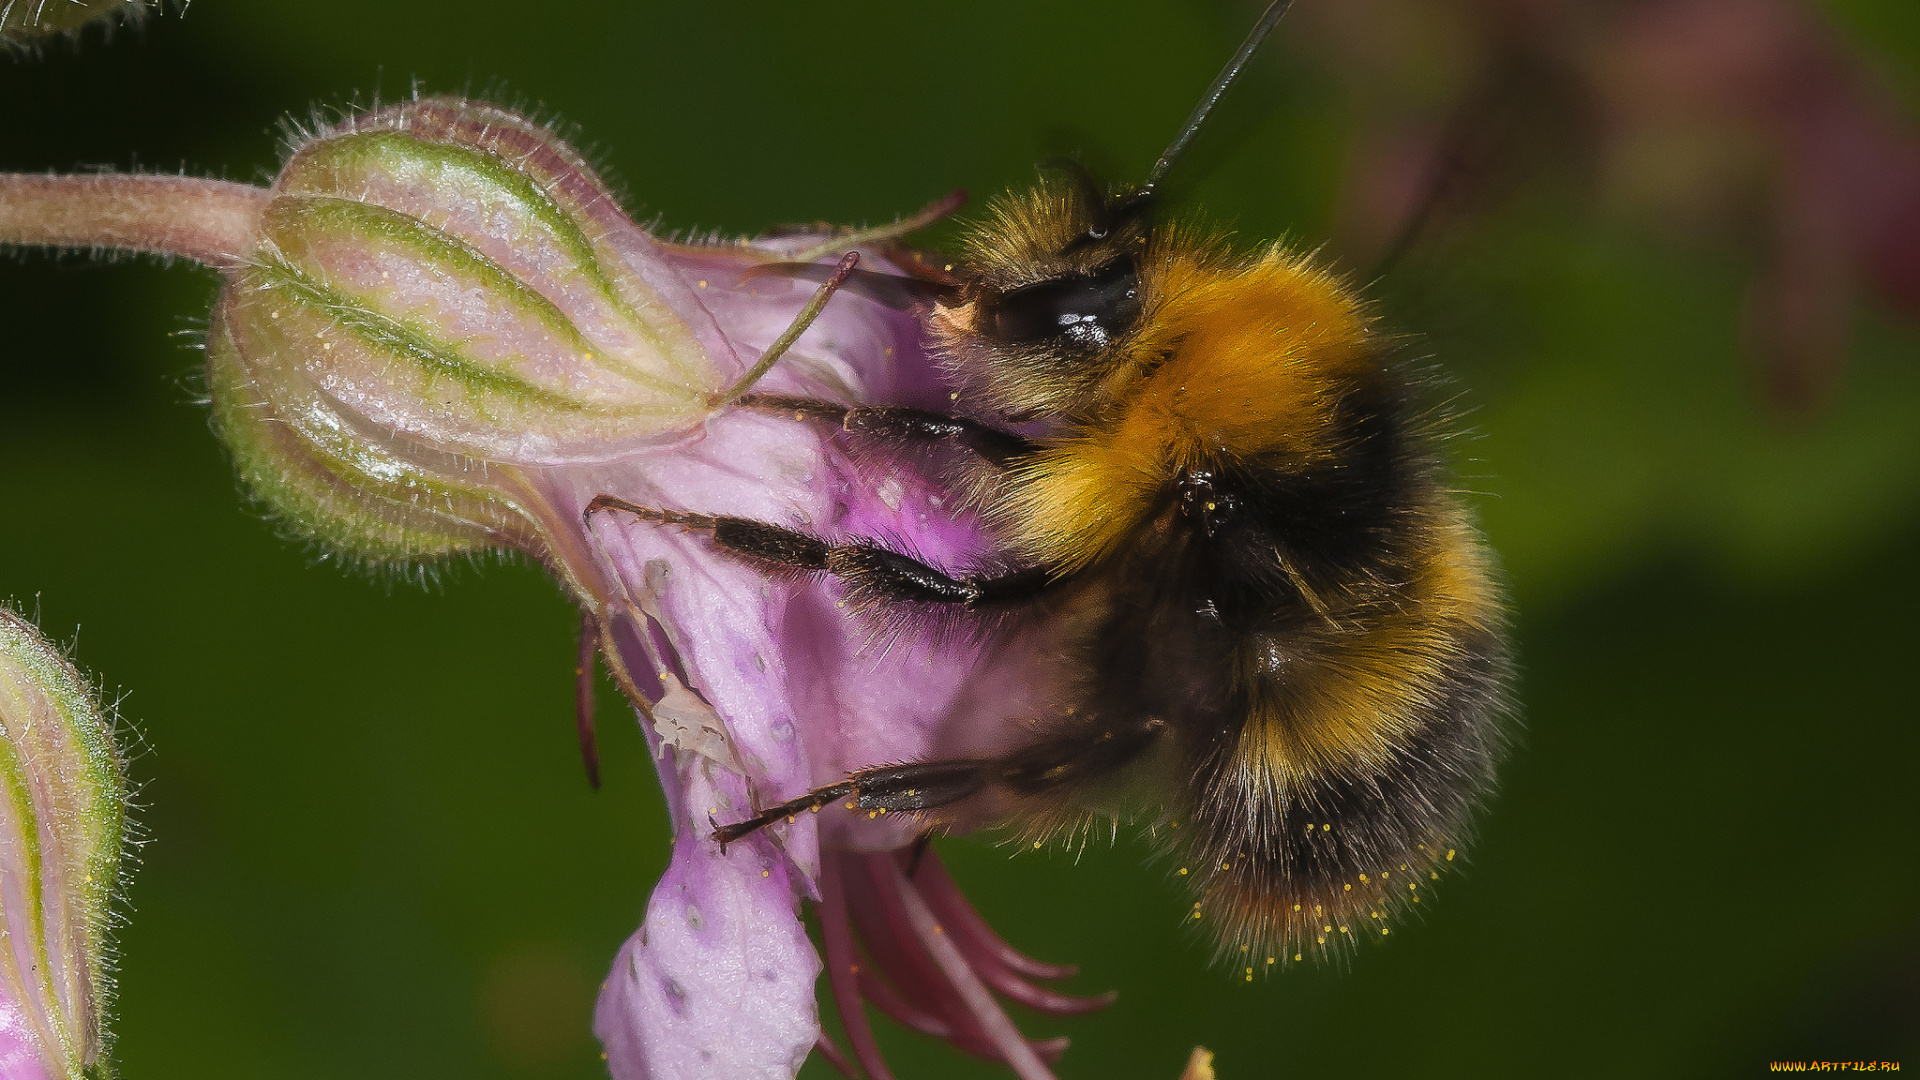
<box><xmin>997</xmin><ymin>241</ymin><xmax>1378</xmax><ymax>572</ymax></box>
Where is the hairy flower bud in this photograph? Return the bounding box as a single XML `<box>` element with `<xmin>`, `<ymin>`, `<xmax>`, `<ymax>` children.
<box><xmin>0</xmin><ymin>611</ymin><xmax>127</xmax><ymax>1080</ymax></box>
<box><xmin>210</xmin><ymin>99</ymin><xmax>726</xmax><ymax>565</ymax></box>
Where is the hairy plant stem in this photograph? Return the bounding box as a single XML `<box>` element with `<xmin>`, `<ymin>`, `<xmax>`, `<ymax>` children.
<box><xmin>0</xmin><ymin>174</ymin><xmax>269</xmax><ymax>266</ymax></box>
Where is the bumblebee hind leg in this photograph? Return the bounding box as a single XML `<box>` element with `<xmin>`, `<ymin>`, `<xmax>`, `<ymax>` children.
<box><xmin>712</xmin><ymin>715</ymin><xmax>1166</xmax><ymax>847</ymax></box>
<box><xmin>712</xmin><ymin>759</ymin><xmax>993</xmax><ymax>847</ymax></box>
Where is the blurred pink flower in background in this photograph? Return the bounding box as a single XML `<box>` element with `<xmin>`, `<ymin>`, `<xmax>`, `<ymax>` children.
<box><xmin>1313</xmin><ymin>0</ymin><xmax>1920</xmax><ymax>413</ymax></box>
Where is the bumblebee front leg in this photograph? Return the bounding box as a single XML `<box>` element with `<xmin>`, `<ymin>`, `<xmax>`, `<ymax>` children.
<box><xmin>735</xmin><ymin>393</ymin><xmax>1036</xmax><ymax>468</ymax></box>
<box><xmin>584</xmin><ymin>495</ymin><xmax>1059</xmax><ymax>608</ymax></box>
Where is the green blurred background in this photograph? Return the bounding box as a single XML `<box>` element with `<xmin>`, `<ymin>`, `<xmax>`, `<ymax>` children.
<box><xmin>2</xmin><ymin>2</ymin><xmax>1916</xmax><ymax>1077</ymax></box>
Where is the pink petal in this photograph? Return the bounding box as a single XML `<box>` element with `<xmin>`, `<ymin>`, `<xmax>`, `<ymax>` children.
<box><xmin>593</xmin><ymin>761</ymin><xmax>820</xmax><ymax>1080</ymax></box>
<box><xmin>0</xmin><ymin>995</ymin><xmax>51</xmax><ymax>1080</ymax></box>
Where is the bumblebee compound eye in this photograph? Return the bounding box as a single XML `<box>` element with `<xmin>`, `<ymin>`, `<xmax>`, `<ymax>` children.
<box><xmin>982</xmin><ymin>256</ymin><xmax>1140</xmax><ymax>351</ymax></box>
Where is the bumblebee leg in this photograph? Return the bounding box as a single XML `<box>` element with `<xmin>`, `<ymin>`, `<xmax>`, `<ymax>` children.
<box><xmin>996</xmin><ymin>715</ymin><xmax>1167</xmax><ymax>797</ymax></box>
<box><xmin>712</xmin><ymin>717</ymin><xmax>1166</xmax><ymax>846</ymax></box>
<box><xmin>584</xmin><ymin>495</ymin><xmax>1063</xmax><ymax>608</ymax></box>
<box><xmin>712</xmin><ymin>251</ymin><xmax>862</xmax><ymax>405</ymax></box>
<box><xmin>714</xmin><ymin>759</ymin><xmax>992</xmax><ymax>846</ymax></box>
<box><xmin>778</xmin><ymin>188</ymin><xmax>969</xmax><ymax>264</ymax></box>
<box><xmin>736</xmin><ymin>393</ymin><xmax>1036</xmax><ymax>468</ymax></box>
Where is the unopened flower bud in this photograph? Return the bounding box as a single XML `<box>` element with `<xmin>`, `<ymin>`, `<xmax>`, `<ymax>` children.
<box><xmin>210</xmin><ymin>99</ymin><xmax>726</xmax><ymax>563</ymax></box>
<box><xmin>0</xmin><ymin>611</ymin><xmax>127</xmax><ymax>1080</ymax></box>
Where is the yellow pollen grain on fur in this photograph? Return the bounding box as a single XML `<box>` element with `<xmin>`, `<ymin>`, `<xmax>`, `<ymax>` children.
<box><xmin>1430</xmin><ymin>872</ymin><xmax>1439</xmax><ymax>880</ymax></box>
<box><xmin>1447</xmin><ymin>849</ymin><xmax>1456</xmax><ymax>860</ymax></box>
<box><xmin>1179</xmin><ymin>867</ymin><xmax>1189</xmax><ymax>876</ymax></box>
<box><xmin>1241</xmin><ymin>944</ymin><xmax>1249</xmax><ymax>952</ymax></box>
<box><xmin>1316</xmin><ymin>936</ymin><xmax>1325</xmax><ymax>945</ymax></box>
<box><xmin>1383</xmin><ymin>871</ymin><xmax>1391</xmax><ymax>878</ymax></box>
<box><xmin>1343</xmin><ymin>884</ymin><xmax>1351</xmax><ymax>892</ymax></box>
<box><xmin>786</xmin><ymin>815</ymin><xmax>795</xmax><ymax>824</ymax></box>
<box><xmin>1221</xmin><ymin>863</ymin><xmax>1230</xmax><ymax>871</ymax></box>
<box><xmin>1292</xmin><ymin>904</ymin><xmax>1301</xmax><ymax>912</ymax></box>
<box><xmin>1314</xmin><ymin>905</ymin><xmax>1322</xmax><ymax>915</ymax></box>
<box><xmin>1382</xmin><ymin>928</ymin><xmax>1390</xmax><ymax>936</ymax></box>
<box><xmin>1266</xmin><ymin>957</ymin><xmax>1275</xmax><ymax>965</ymax></box>
<box><xmin>1323</xmin><ymin>925</ymin><xmax>1331</xmax><ymax>933</ymax></box>
<box><xmin>1339</xmin><ymin>926</ymin><xmax>1348</xmax><ymax>934</ymax></box>
<box><xmin>1295</xmin><ymin>953</ymin><xmax>1303</xmax><ymax>961</ymax></box>
<box><xmin>1359</xmin><ymin>873</ymin><xmax>1369</xmax><ymax>883</ymax></box>
<box><xmin>845</xmin><ymin>801</ymin><xmax>856</xmax><ymax>810</ymax></box>
<box><xmin>1193</xmin><ymin>911</ymin><xmax>1203</xmax><ymax>920</ymax></box>
<box><xmin>1034</xmin><ymin>840</ymin><xmax>1043</xmax><ymax>849</ymax></box>
<box><xmin>884</xmin><ymin>347</ymin><xmax>894</xmax><ymax>357</ymax></box>
<box><xmin>810</xmin><ymin>806</ymin><xmax>821</xmax><ymax>813</ymax></box>
<box><xmin>1412</xmin><ymin>896</ymin><xmax>1420</xmax><ymax>903</ymax></box>
<box><xmin>1322</xmin><ymin>824</ymin><xmax>1331</xmax><ymax>832</ymax></box>
<box><xmin>762</xmin><ymin>870</ymin><xmax>769</xmax><ymax>878</ymax></box>
<box><xmin>697</xmin><ymin>279</ymin><xmax>708</xmax><ymax>289</ymax></box>
<box><xmin>867</xmin><ymin>811</ymin><xmax>878</xmax><ymax>819</ymax></box>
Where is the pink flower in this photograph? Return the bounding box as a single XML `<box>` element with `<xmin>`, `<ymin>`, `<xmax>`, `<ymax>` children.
<box><xmin>3</xmin><ymin>97</ymin><xmax>1108</xmax><ymax>1078</ymax></box>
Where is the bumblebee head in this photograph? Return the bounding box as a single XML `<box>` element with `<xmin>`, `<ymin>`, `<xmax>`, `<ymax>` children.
<box><xmin>929</xmin><ymin>168</ymin><xmax>1162</xmax><ymax>418</ymax></box>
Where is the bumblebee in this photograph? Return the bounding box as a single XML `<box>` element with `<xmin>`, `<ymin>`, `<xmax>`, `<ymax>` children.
<box><xmin>589</xmin><ymin>0</ymin><xmax>1508</xmax><ymax>964</ymax></box>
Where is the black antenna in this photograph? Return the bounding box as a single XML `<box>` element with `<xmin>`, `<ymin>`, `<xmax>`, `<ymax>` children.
<box><xmin>1141</xmin><ymin>0</ymin><xmax>1294</xmax><ymax>197</ymax></box>
<box><xmin>1062</xmin><ymin>0</ymin><xmax>1296</xmax><ymax>251</ymax></box>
